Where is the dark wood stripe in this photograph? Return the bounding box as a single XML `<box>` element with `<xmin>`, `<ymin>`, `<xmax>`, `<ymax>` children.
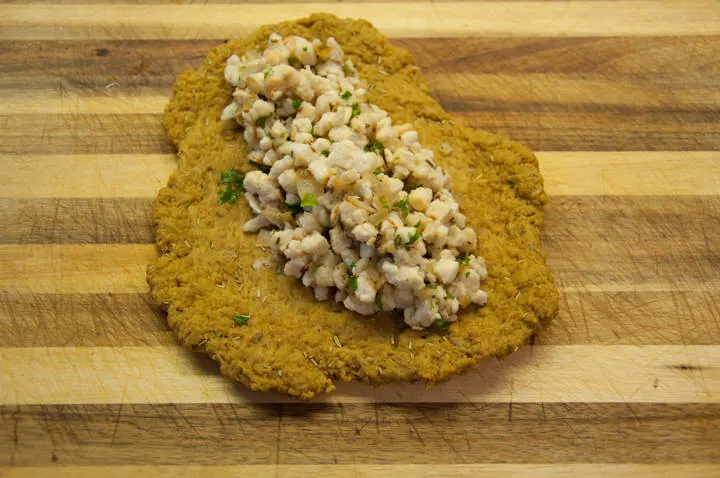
<box><xmin>2</xmin><ymin>289</ymin><xmax>718</xmax><ymax>347</ymax></box>
<box><xmin>5</xmin><ymin>37</ymin><xmax>717</xmax><ymax>78</ymax></box>
<box><xmin>461</xmin><ymin>109</ymin><xmax>720</xmax><ymax>152</ymax></box>
<box><xmin>2</xmin><ymin>195</ymin><xmax>716</xmax><ymax>245</ymax></box>
<box><xmin>3</xmin><ymin>110</ymin><xmax>716</xmax><ymax>153</ymax></box>
<box><xmin>546</xmin><ymin>196</ymin><xmax>720</xmax><ymax>244</ymax></box>
<box><xmin>0</xmin><ymin>199</ymin><xmax>154</xmax><ymax>245</ymax></box>
<box><xmin>1</xmin><ymin>38</ymin><xmax>718</xmax><ymax>152</ymax></box>
<box><xmin>396</xmin><ymin>36</ymin><xmax>720</xmax><ymax>74</ymax></box>
<box><xmin>0</xmin><ymin>403</ymin><xmax>717</xmax><ymax>466</ymax></box>
<box><xmin>0</xmin><ymin>40</ymin><xmax>217</xmax><ymax>77</ymax></box>
<box><xmin>0</xmin><ymin>292</ymin><xmax>171</xmax><ymax>347</ymax></box>
<box><xmin>542</xmin><ymin>290</ymin><xmax>720</xmax><ymax>345</ymax></box>
<box><xmin>0</xmin><ymin>115</ymin><xmax>172</xmax><ymax>155</ymax></box>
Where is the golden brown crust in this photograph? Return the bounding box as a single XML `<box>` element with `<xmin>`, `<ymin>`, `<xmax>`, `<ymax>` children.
<box><xmin>148</xmin><ymin>13</ymin><xmax>559</xmax><ymax>399</ymax></box>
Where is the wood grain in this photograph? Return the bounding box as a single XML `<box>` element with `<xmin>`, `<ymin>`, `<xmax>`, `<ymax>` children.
<box><xmin>0</xmin><ymin>245</ymin><xmax>155</xmax><ymax>294</ymax></box>
<box><xmin>1</xmin><ymin>1</ymin><xmax>719</xmax><ymax>473</ymax></box>
<box><xmin>3</xmin><ymin>37</ymin><xmax>717</xmax><ymax>78</ymax></box>
<box><xmin>2</xmin><ymin>2</ymin><xmax>720</xmax><ymax>40</ymax></box>
<box><xmin>0</xmin><ymin>155</ymin><xmax>176</xmax><ymax>199</ymax></box>
<box><xmin>0</xmin><ymin>199</ymin><xmax>154</xmax><ymax>244</ymax></box>
<box><xmin>4</xmin><ymin>152</ymin><xmax>718</xmax><ymax>199</ymax></box>
<box><xmin>0</xmin><ymin>293</ymin><xmax>171</xmax><ymax>347</ymax></box>
<box><xmin>4</xmin><ymin>196</ymin><xmax>718</xmax><ymax>244</ymax></box>
<box><xmin>0</xmin><ymin>93</ymin><xmax>166</xmax><ymax>115</ymax></box>
<box><xmin>5</xmin><ymin>109</ymin><xmax>716</xmax><ymax>153</ymax></box>
<box><xmin>3</xmin><ymin>465</ymin><xmax>720</xmax><ymax>478</ymax></box>
<box><xmin>1</xmin><ymin>345</ymin><xmax>718</xmax><ymax>404</ymax></box>
<box><xmin>2</xmin><ymin>36</ymin><xmax>716</xmax><ymax>151</ymax></box>
<box><xmin>4</xmin><ymin>110</ymin><xmax>716</xmax><ymax>153</ymax></box>
<box><xmin>1</xmin><ymin>403</ymin><xmax>718</xmax><ymax>466</ymax></box>
<box><xmin>0</xmin><ymin>115</ymin><xmax>173</xmax><ymax>155</ymax></box>
<box><xmin>1</xmin><ymin>196</ymin><xmax>718</xmax><ymax>304</ymax></box>
<box><xmin>3</xmin><ymin>289</ymin><xmax>720</xmax><ymax>347</ymax></box>
<box><xmin>5</xmin><ymin>73</ymin><xmax>716</xmax><ymax>114</ymax></box>
<box><xmin>7</xmin><ymin>73</ymin><xmax>717</xmax><ymax>114</ymax></box>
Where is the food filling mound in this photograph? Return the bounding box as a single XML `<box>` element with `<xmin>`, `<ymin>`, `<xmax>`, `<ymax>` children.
<box><xmin>220</xmin><ymin>34</ymin><xmax>488</xmax><ymax>330</ymax></box>
<box><xmin>149</xmin><ymin>13</ymin><xmax>559</xmax><ymax>399</ymax></box>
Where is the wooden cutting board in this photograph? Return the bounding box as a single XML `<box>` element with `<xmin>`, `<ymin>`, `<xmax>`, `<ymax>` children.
<box><xmin>1</xmin><ymin>1</ymin><xmax>719</xmax><ymax>476</ymax></box>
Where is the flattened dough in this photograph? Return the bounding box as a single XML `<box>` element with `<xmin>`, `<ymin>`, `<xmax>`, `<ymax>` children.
<box><xmin>148</xmin><ymin>13</ymin><xmax>559</xmax><ymax>399</ymax></box>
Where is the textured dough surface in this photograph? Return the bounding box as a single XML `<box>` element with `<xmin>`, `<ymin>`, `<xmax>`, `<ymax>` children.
<box><xmin>148</xmin><ymin>13</ymin><xmax>559</xmax><ymax>399</ymax></box>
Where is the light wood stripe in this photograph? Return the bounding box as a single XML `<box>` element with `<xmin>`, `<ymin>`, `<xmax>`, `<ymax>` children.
<box><xmin>0</xmin><ymin>155</ymin><xmax>176</xmax><ymax>199</ymax></box>
<box><xmin>0</xmin><ymin>245</ymin><xmax>155</xmax><ymax>294</ymax></box>
<box><xmin>1</xmin><ymin>2</ymin><xmax>719</xmax><ymax>40</ymax></box>
<box><xmin>2</xmin><ymin>464</ymin><xmax>718</xmax><ymax>478</ymax></box>
<box><xmin>0</xmin><ymin>345</ymin><xmax>717</xmax><ymax>404</ymax></box>
<box><xmin>3</xmin><ymin>152</ymin><xmax>718</xmax><ymax>198</ymax></box>
<box><xmin>0</xmin><ymin>0</ymin><xmax>608</xmax><ymax>4</ymax></box>
<box><xmin>0</xmin><ymin>93</ymin><xmax>166</xmax><ymax>115</ymax></box>
<box><xmin>540</xmin><ymin>152</ymin><xmax>720</xmax><ymax>196</ymax></box>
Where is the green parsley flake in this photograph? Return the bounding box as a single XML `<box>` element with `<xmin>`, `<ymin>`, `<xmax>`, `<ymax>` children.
<box><xmin>351</xmin><ymin>102</ymin><xmax>361</xmax><ymax>119</ymax></box>
<box><xmin>285</xmin><ymin>201</ymin><xmax>303</xmax><ymax>214</ymax></box>
<box><xmin>457</xmin><ymin>252</ymin><xmax>471</xmax><ymax>265</ymax></box>
<box><xmin>292</xmin><ymin>99</ymin><xmax>302</xmax><ymax>109</ymax></box>
<box><xmin>248</xmin><ymin>160</ymin><xmax>270</xmax><ymax>173</ymax></box>
<box><xmin>221</xmin><ymin>169</ymin><xmax>243</xmax><ymax>185</ymax></box>
<box><xmin>218</xmin><ymin>169</ymin><xmax>245</xmax><ymax>204</ymax></box>
<box><xmin>263</xmin><ymin>69</ymin><xmax>272</xmax><ymax>79</ymax></box>
<box><xmin>435</xmin><ymin>319</ymin><xmax>449</xmax><ymax>333</ymax></box>
<box><xmin>375</xmin><ymin>292</ymin><xmax>383</xmax><ymax>309</ymax></box>
<box><xmin>373</xmin><ymin>167</ymin><xmax>382</xmax><ymax>175</ymax></box>
<box><xmin>392</xmin><ymin>221</ymin><xmax>422</xmax><ymax>249</ymax></box>
<box><xmin>218</xmin><ymin>184</ymin><xmax>239</xmax><ymax>204</ymax></box>
<box><xmin>364</xmin><ymin>140</ymin><xmax>384</xmax><ymax>155</ymax></box>
<box><xmin>232</xmin><ymin>315</ymin><xmax>250</xmax><ymax>326</ymax></box>
<box><xmin>300</xmin><ymin>192</ymin><xmax>318</xmax><ymax>208</ymax></box>
<box><xmin>426</xmin><ymin>283</ymin><xmax>438</xmax><ymax>289</ymax></box>
<box><xmin>405</xmin><ymin>228</ymin><xmax>422</xmax><ymax>247</ymax></box>
<box><xmin>320</xmin><ymin>150</ymin><xmax>330</xmax><ymax>157</ymax></box>
<box><xmin>349</xmin><ymin>275</ymin><xmax>358</xmax><ymax>291</ymax></box>
<box><xmin>393</xmin><ymin>198</ymin><xmax>410</xmax><ymax>217</ymax></box>
<box><xmin>341</xmin><ymin>90</ymin><xmax>352</xmax><ymax>100</ymax></box>
<box><xmin>255</xmin><ymin>116</ymin><xmax>267</xmax><ymax>128</ymax></box>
